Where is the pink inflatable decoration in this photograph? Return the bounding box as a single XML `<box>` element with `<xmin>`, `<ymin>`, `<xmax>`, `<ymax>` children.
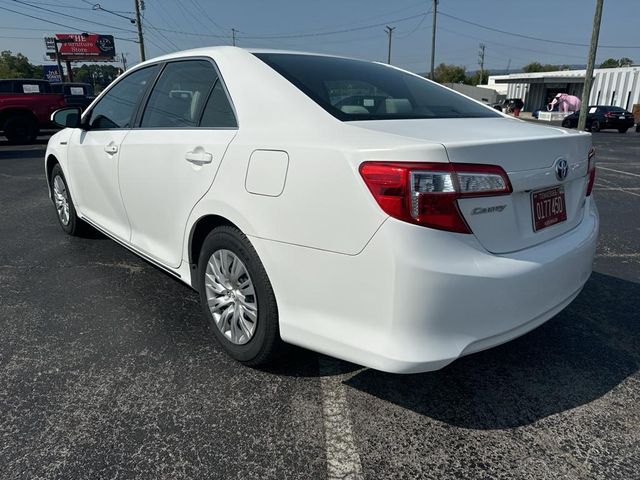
<box><xmin>547</xmin><ymin>93</ymin><xmax>581</xmax><ymax>113</ymax></box>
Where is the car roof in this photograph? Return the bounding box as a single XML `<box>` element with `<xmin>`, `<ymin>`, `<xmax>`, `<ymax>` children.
<box><xmin>132</xmin><ymin>46</ymin><xmax>370</xmax><ymax>69</ymax></box>
<box><xmin>0</xmin><ymin>78</ymin><xmax>48</xmax><ymax>82</ymax></box>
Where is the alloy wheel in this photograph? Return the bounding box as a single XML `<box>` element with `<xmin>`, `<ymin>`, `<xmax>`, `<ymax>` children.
<box><xmin>52</xmin><ymin>175</ymin><xmax>70</xmax><ymax>226</ymax></box>
<box><xmin>204</xmin><ymin>249</ymin><xmax>258</xmax><ymax>345</ymax></box>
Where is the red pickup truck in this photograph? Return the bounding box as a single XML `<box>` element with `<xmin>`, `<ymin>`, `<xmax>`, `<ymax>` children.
<box><xmin>0</xmin><ymin>79</ymin><xmax>66</xmax><ymax>143</ymax></box>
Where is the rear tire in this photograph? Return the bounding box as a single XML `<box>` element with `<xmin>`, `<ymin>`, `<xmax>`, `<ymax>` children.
<box><xmin>590</xmin><ymin>120</ymin><xmax>600</xmax><ymax>132</ymax></box>
<box><xmin>50</xmin><ymin>164</ymin><xmax>87</xmax><ymax>236</ymax></box>
<box><xmin>618</xmin><ymin>127</ymin><xmax>628</xmax><ymax>133</ymax></box>
<box><xmin>197</xmin><ymin>225</ymin><xmax>284</xmax><ymax>366</ymax></box>
<box><xmin>3</xmin><ymin>114</ymin><xmax>38</xmax><ymax>144</ymax></box>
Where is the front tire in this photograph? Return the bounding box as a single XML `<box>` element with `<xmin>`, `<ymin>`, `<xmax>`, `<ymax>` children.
<box><xmin>590</xmin><ymin>120</ymin><xmax>601</xmax><ymax>132</ymax></box>
<box><xmin>618</xmin><ymin>127</ymin><xmax>628</xmax><ymax>133</ymax></box>
<box><xmin>50</xmin><ymin>164</ymin><xmax>86</xmax><ymax>236</ymax></box>
<box><xmin>197</xmin><ymin>225</ymin><xmax>283</xmax><ymax>366</ymax></box>
<box><xmin>4</xmin><ymin>114</ymin><xmax>38</xmax><ymax>144</ymax></box>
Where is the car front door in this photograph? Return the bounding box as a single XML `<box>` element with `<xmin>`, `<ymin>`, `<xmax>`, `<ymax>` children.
<box><xmin>67</xmin><ymin>65</ymin><xmax>159</xmax><ymax>241</ymax></box>
<box><xmin>117</xmin><ymin>59</ymin><xmax>238</xmax><ymax>268</ymax></box>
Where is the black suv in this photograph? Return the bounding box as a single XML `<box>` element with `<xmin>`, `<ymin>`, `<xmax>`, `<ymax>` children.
<box><xmin>0</xmin><ymin>79</ymin><xmax>52</xmax><ymax>93</ymax></box>
<box><xmin>50</xmin><ymin>83</ymin><xmax>95</xmax><ymax>110</ymax></box>
<box><xmin>562</xmin><ymin>106</ymin><xmax>635</xmax><ymax>133</ymax></box>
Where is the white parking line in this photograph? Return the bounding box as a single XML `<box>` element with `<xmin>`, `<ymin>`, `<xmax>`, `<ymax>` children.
<box><xmin>319</xmin><ymin>356</ymin><xmax>364</xmax><ymax>480</ymax></box>
<box><xmin>598</xmin><ymin>166</ymin><xmax>640</xmax><ymax>178</ymax></box>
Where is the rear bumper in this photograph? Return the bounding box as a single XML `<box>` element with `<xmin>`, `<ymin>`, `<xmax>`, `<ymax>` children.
<box><xmin>603</xmin><ymin>119</ymin><xmax>635</xmax><ymax>129</ymax></box>
<box><xmin>251</xmin><ymin>197</ymin><xmax>598</xmax><ymax>373</ymax></box>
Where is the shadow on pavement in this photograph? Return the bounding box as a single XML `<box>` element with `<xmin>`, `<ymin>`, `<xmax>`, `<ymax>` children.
<box><xmin>344</xmin><ymin>272</ymin><xmax>639</xmax><ymax>429</ymax></box>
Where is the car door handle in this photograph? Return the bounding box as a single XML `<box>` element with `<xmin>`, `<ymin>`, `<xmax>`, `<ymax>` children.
<box><xmin>104</xmin><ymin>145</ymin><xmax>118</xmax><ymax>154</ymax></box>
<box><xmin>185</xmin><ymin>150</ymin><xmax>213</xmax><ymax>165</ymax></box>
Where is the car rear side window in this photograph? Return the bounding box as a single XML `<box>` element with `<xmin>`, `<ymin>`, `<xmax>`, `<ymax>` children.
<box><xmin>254</xmin><ymin>53</ymin><xmax>500</xmax><ymax>121</ymax></box>
<box><xmin>141</xmin><ymin>60</ymin><xmax>217</xmax><ymax>128</ymax></box>
<box><xmin>199</xmin><ymin>80</ymin><xmax>237</xmax><ymax>128</ymax></box>
<box><xmin>87</xmin><ymin>65</ymin><xmax>158</xmax><ymax>129</ymax></box>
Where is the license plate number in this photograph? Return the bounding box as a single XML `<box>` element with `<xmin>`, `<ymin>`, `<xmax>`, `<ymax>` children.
<box><xmin>532</xmin><ymin>186</ymin><xmax>567</xmax><ymax>231</ymax></box>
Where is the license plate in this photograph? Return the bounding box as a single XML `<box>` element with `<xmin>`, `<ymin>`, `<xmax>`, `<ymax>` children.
<box><xmin>532</xmin><ymin>186</ymin><xmax>567</xmax><ymax>232</ymax></box>
<box><xmin>619</xmin><ymin>115</ymin><xmax>626</xmax><ymax>120</ymax></box>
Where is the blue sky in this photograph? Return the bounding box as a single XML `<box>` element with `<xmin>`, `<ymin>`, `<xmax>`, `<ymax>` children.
<box><xmin>0</xmin><ymin>0</ymin><xmax>639</xmax><ymax>72</ymax></box>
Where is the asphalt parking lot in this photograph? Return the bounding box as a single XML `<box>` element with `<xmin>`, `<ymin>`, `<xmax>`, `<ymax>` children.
<box><xmin>1</xmin><ymin>130</ymin><xmax>639</xmax><ymax>480</ymax></box>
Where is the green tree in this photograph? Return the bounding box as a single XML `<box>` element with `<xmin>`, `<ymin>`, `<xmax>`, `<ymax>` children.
<box><xmin>0</xmin><ymin>50</ymin><xmax>40</xmax><ymax>78</ymax></box>
<box><xmin>522</xmin><ymin>62</ymin><xmax>570</xmax><ymax>73</ymax></box>
<box><xmin>464</xmin><ymin>71</ymin><xmax>483</xmax><ymax>86</ymax></box>
<box><xmin>72</xmin><ymin>64</ymin><xmax>121</xmax><ymax>92</ymax></box>
<box><xmin>434</xmin><ymin>63</ymin><xmax>467</xmax><ymax>84</ymax></box>
<box><xmin>599</xmin><ymin>57</ymin><xmax>634</xmax><ymax>68</ymax></box>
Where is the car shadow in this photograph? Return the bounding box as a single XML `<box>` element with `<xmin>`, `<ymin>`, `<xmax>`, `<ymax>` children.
<box><xmin>341</xmin><ymin>271</ymin><xmax>639</xmax><ymax>429</ymax></box>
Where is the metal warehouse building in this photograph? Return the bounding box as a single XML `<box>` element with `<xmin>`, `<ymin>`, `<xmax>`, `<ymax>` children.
<box><xmin>488</xmin><ymin>66</ymin><xmax>640</xmax><ymax>112</ymax></box>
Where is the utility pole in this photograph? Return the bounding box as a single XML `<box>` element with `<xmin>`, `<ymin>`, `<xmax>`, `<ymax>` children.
<box><xmin>478</xmin><ymin>43</ymin><xmax>486</xmax><ymax>85</ymax></box>
<box><xmin>232</xmin><ymin>28</ymin><xmax>237</xmax><ymax>46</ymax></box>
<box><xmin>506</xmin><ymin>58</ymin><xmax>511</xmax><ymax>73</ymax></box>
<box><xmin>121</xmin><ymin>52</ymin><xmax>128</xmax><ymax>71</ymax></box>
<box><xmin>578</xmin><ymin>0</ymin><xmax>604</xmax><ymax>131</ymax></box>
<box><xmin>430</xmin><ymin>0</ymin><xmax>438</xmax><ymax>80</ymax></box>
<box><xmin>134</xmin><ymin>0</ymin><xmax>146</xmax><ymax>62</ymax></box>
<box><xmin>384</xmin><ymin>26</ymin><xmax>395</xmax><ymax>64</ymax></box>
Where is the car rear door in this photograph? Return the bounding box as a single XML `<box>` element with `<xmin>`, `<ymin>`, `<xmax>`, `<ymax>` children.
<box><xmin>117</xmin><ymin>59</ymin><xmax>238</xmax><ymax>268</ymax></box>
<box><xmin>67</xmin><ymin>65</ymin><xmax>159</xmax><ymax>241</ymax></box>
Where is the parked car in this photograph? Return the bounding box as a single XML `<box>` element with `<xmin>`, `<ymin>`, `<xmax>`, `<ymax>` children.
<box><xmin>45</xmin><ymin>47</ymin><xmax>598</xmax><ymax>373</ymax></box>
<box><xmin>492</xmin><ymin>98</ymin><xmax>524</xmax><ymax>114</ymax></box>
<box><xmin>0</xmin><ymin>79</ymin><xmax>66</xmax><ymax>143</ymax></box>
<box><xmin>562</xmin><ymin>106</ymin><xmax>635</xmax><ymax>132</ymax></box>
<box><xmin>50</xmin><ymin>82</ymin><xmax>95</xmax><ymax>110</ymax></box>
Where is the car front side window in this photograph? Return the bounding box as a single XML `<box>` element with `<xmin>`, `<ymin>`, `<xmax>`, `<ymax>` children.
<box><xmin>87</xmin><ymin>65</ymin><xmax>158</xmax><ymax>130</ymax></box>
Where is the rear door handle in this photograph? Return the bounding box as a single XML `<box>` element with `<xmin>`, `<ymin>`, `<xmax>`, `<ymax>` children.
<box><xmin>104</xmin><ymin>144</ymin><xmax>118</xmax><ymax>154</ymax></box>
<box><xmin>185</xmin><ymin>149</ymin><xmax>213</xmax><ymax>165</ymax></box>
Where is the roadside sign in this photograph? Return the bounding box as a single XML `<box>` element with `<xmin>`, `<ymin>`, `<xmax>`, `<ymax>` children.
<box><xmin>45</xmin><ymin>34</ymin><xmax>116</xmax><ymax>61</ymax></box>
<box><xmin>43</xmin><ymin>65</ymin><xmax>62</xmax><ymax>83</ymax></box>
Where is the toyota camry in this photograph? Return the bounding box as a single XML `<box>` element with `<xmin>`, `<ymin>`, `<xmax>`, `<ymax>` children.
<box><xmin>45</xmin><ymin>47</ymin><xmax>598</xmax><ymax>373</ymax></box>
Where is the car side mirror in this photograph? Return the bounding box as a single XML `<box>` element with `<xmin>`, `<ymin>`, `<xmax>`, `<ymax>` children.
<box><xmin>51</xmin><ymin>107</ymin><xmax>82</xmax><ymax>129</ymax></box>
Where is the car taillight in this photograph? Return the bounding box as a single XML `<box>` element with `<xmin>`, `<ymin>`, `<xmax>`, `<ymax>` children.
<box><xmin>603</xmin><ymin>112</ymin><xmax>615</xmax><ymax>118</ymax></box>
<box><xmin>586</xmin><ymin>147</ymin><xmax>596</xmax><ymax>196</ymax></box>
<box><xmin>359</xmin><ymin>162</ymin><xmax>512</xmax><ymax>234</ymax></box>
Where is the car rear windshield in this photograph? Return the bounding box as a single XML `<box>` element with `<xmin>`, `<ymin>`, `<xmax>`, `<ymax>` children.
<box><xmin>254</xmin><ymin>53</ymin><xmax>500</xmax><ymax>121</ymax></box>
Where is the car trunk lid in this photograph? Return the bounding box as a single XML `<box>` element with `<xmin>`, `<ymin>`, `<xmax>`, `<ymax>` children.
<box><xmin>350</xmin><ymin>117</ymin><xmax>592</xmax><ymax>254</ymax></box>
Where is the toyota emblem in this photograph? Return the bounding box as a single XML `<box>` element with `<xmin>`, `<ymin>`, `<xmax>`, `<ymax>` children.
<box><xmin>555</xmin><ymin>158</ymin><xmax>569</xmax><ymax>181</ymax></box>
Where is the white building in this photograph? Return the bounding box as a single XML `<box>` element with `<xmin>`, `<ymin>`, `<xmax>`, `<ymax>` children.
<box><xmin>488</xmin><ymin>66</ymin><xmax>640</xmax><ymax>112</ymax></box>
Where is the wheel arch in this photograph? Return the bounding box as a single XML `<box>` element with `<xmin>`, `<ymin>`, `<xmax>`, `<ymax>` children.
<box><xmin>0</xmin><ymin>108</ymin><xmax>38</xmax><ymax>129</ymax></box>
<box><xmin>188</xmin><ymin>214</ymin><xmax>239</xmax><ymax>266</ymax></box>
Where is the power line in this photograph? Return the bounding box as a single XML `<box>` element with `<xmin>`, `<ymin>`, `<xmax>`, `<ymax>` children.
<box><xmin>143</xmin><ymin>15</ymin><xmax>179</xmax><ymax>51</ymax></box>
<box><xmin>190</xmin><ymin>0</ymin><xmax>226</xmax><ymax>33</ymax></box>
<box><xmin>7</xmin><ymin>0</ymin><xmax>137</xmax><ymax>33</ymax></box>
<box><xmin>80</xmin><ymin>1</ymin><xmax>136</xmax><ymax>22</ymax></box>
<box><xmin>0</xmin><ymin>5</ymin><xmax>138</xmax><ymax>42</ymax></box>
<box><xmin>239</xmin><ymin>11</ymin><xmax>430</xmax><ymax>39</ymax></box>
<box><xmin>439</xmin><ymin>10</ymin><xmax>640</xmax><ymax>49</ymax></box>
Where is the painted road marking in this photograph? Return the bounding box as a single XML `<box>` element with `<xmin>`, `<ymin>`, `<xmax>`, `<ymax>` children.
<box><xmin>319</xmin><ymin>356</ymin><xmax>364</xmax><ymax>480</ymax></box>
<box><xmin>598</xmin><ymin>166</ymin><xmax>640</xmax><ymax>178</ymax></box>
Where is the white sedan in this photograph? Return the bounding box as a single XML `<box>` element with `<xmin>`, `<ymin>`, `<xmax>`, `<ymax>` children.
<box><xmin>45</xmin><ymin>47</ymin><xmax>598</xmax><ymax>373</ymax></box>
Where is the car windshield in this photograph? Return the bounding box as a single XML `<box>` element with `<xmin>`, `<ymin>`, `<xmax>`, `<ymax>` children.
<box><xmin>254</xmin><ymin>53</ymin><xmax>500</xmax><ymax>121</ymax></box>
